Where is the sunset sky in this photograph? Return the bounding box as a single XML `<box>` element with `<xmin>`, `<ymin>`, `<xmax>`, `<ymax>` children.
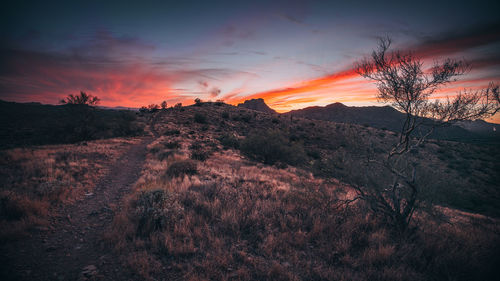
<box><xmin>1</xmin><ymin>0</ymin><xmax>499</xmax><ymax>121</ymax></box>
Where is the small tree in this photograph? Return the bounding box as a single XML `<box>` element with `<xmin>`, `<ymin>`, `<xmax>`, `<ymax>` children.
<box><xmin>194</xmin><ymin>98</ymin><xmax>203</xmax><ymax>106</ymax></box>
<box><xmin>161</xmin><ymin>101</ymin><xmax>167</xmax><ymax>110</ymax></box>
<box><xmin>352</xmin><ymin>37</ymin><xmax>499</xmax><ymax>232</ymax></box>
<box><xmin>60</xmin><ymin>91</ymin><xmax>101</xmax><ymax>140</ymax></box>
<box><xmin>60</xmin><ymin>91</ymin><xmax>100</xmax><ymax>106</ymax></box>
<box><xmin>147</xmin><ymin>104</ymin><xmax>160</xmax><ymax>113</ymax></box>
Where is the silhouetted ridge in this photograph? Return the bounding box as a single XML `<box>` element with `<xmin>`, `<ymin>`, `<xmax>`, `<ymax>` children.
<box><xmin>284</xmin><ymin>102</ymin><xmax>499</xmax><ymax>143</ymax></box>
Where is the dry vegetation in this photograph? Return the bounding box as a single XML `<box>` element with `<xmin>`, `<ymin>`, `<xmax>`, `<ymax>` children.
<box><xmin>107</xmin><ymin>103</ymin><xmax>500</xmax><ymax>280</ymax></box>
<box><xmin>1</xmin><ymin>101</ymin><xmax>498</xmax><ymax>280</ymax></box>
<box><xmin>0</xmin><ymin>137</ymin><xmax>143</xmax><ymax>240</ymax></box>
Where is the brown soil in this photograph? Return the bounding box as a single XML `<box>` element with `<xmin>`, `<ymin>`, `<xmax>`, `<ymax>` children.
<box><xmin>1</xmin><ymin>136</ymin><xmax>153</xmax><ymax>280</ymax></box>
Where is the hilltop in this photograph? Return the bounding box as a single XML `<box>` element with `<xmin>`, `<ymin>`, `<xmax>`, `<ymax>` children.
<box><xmin>237</xmin><ymin>98</ymin><xmax>277</xmax><ymax>114</ymax></box>
<box><xmin>1</xmin><ymin>100</ymin><xmax>499</xmax><ymax>280</ymax></box>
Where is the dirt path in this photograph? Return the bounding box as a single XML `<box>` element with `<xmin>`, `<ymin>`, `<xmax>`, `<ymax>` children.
<box><xmin>1</xmin><ymin>136</ymin><xmax>153</xmax><ymax>280</ymax></box>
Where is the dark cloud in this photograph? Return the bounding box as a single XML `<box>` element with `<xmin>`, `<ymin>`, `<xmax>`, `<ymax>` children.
<box><xmin>198</xmin><ymin>80</ymin><xmax>209</xmax><ymax>88</ymax></box>
<box><xmin>210</xmin><ymin>87</ymin><xmax>221</xmax><ymax>97</ymax></box>
<box><xmin>413</xmin><ymin>21</ymin><xmax>500</xmax><ymax>59</ymax></box>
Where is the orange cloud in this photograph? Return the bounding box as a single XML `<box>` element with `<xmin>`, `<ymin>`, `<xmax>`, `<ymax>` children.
<box><xmin>226</xmin><ymin>68</ymin><xmax>366</xmax><ymax>110</ymax></box>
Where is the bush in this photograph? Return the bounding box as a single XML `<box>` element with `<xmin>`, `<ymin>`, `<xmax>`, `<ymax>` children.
<box><xmin>240</xmin><ymin>114</ymin><xmax>252</xmax><ymax>123</ymax></box>
<box><xmin>240</xmin><ymin>129</ymin><xmax>307</xmax><ymax>165</ymax></box>
<box><xmin>164</xmin><ymin>141</ymin><xmax>180</xmax><ymax>149</ymax></box>
<box><xmin>133</xmin><ymin>189</ymin><xmax>184</xmax><ymax>236</ymax></box>
<box><xmin>191</xmin><ymin>150</ymin><xmax>210</xmax><ymax>161</ymax></box>
<box><xmin>218</xmin><ymin>133</ymin><xmax>239</xmax><ymax>149</ymax></box>
<box><xmin>157</xmin><ymin>150</ymin><xmax>174</xmax><ymax>161</ymax></box>
<box><xmin>221</xmin><ymin>111</ymin><xmax>229</xmax><ymax>119</ymax></box>
<box><xmin>306</xmin><ymin>149</ymin><xmax>321</xmax><ymax>159</ymax></box>
<box><xmin>164</xmin><ymin>129</ymin><xmax>180</xmax><ymax>136</ymax></box>
<box><xmin>165</xmin><ymin>160</ymin><xmax>197</xmax><ymax>178</ymax></box>
<box><xmin>194</xmin><ymin>113</ymin><xmax>207</xmax><ymax>124</ymax></box>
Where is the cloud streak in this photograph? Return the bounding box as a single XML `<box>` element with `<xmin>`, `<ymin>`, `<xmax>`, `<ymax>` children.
<box><xmin>227</xmin><ymin>22</ymin><xmax>500</xmax><ymax>113</ymax></box>
<box><xmin>0</xmin><ymin>31</ymin><xmax>257</xmax><ymax>107</ymax></box>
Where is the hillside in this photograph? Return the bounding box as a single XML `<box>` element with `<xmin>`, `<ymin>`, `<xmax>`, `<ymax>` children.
<box><xmin>1</xmin><ymin>101</ymin><xmax>499</xmax><ymax>280</ymax></box>
<box><xmin>0</xmin><ymin>100</ymin><xmax>144</xmax><ymax>149</ymax></box>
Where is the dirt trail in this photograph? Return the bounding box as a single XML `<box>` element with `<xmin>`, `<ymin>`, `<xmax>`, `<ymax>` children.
<box><xmin>1</xmin><ymin>136</ymin><xmax>153</xmax><ymax>280</ymax></box>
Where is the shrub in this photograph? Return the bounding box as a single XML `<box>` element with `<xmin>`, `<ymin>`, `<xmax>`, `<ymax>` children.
<box><xmin>306</xmin><ymin>149</ymin><xmax>321</xmax><ymax>159</ymax></box>
<box><xmin>133</xmin><ymin>189</ymin><xmax>184</xmax><ymax>236</ymax></box>
<box><xmin>218</xmin><ymin>133</ymin><xmax>239</xmax><ymax>149</ymax></box>
<box><xmin>240</xmin><ymin>114</ymin><xmax>252</xmax><ymax>123</ymax></box>
<box><xmin>165</xmin><ymin>160</ymin><xmax>197</xmax><ymax>178</ymax></box>
<box><xmin>221</xmin><ymin>111</ymin><xmax>229</xmax><ymax>119</ymax></box>
<box><xmin>157</xmin><ymin>150</ymin><xmax>174</xmax><ymax>161</ymax></box>
<box><xmin>240</xmin><ymin>129</ymin><xmax>307</xmax><ymax>165</ymax></box>
<box><xmin>0</xmin><ymin>195</ymin><xmax>26</xmax><ymax>221</ymax></box>
<box><xmin>191</xmin><ymin>150</ymin><xmax>210</xmax><ymax>161</ymax></box>
<box><xmin>194</xmin><ymin>113</ymin><xmax>207</xmax><ymax>124</ymax></box>
<box><xmin>164</xmin><ymin>129</ymin><xmax>180</xmax><ymax>136</ymax></box>
<box><xmin>163</xmin><ymin>141</ymin><xmax>180</xmax><ymax>149</ymax></box>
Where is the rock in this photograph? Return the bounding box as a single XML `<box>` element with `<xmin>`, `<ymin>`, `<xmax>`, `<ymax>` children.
<box><xmin>237</xmin><ymin>98</ymin><xmax>277</xmax><ymax>114</ymax></box>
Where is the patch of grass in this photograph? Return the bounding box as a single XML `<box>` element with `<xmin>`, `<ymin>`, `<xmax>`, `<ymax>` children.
<box><xmin>165</xmin><ymin>160</ymin><xmax>198</xmax><ymax>178</ymax></box>
<box><xmin>0</xmin><ymin>138</ymin><xmax>140</xmax><ymax>240</ymax></box>
<box><xmin>110</xmin><ymin>147</ymin><xmax>500</xmax><ymax>281</ymax></box>
<box><xmin>240</xmin><ymin>129</ymin><xmax>307</xmax><ymax>166</ymax></box>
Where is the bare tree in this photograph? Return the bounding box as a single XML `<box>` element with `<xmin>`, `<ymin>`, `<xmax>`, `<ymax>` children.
<box><xmin>352</xmin><ymin>37</ymin><xmax>500</xmax><ymax>232</ymax></box>
<box><xmin>60</xmin><ymin>91</ymin><xmax>100</xmax><ymax>106</ymax></box>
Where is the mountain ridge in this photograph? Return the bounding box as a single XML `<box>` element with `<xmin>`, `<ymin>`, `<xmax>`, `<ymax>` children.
<box><xmin>279</xmin><ymin>101</ymin><xmax>500</xmax><ymax>142</ymax></box>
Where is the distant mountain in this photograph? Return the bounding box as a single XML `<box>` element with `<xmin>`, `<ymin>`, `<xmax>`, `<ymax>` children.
<box><xmin>455</xmin><ymin>120</ymin><xmax>500</xmax><ymax>134</ymax></box>
<box><xmin>285</xmin><ymin>102</ymin><xmax>404</xmax><ymax>131</ymax></box>
<box><xmin>237</xmin><ymin>98</ymin><xmax>277</xmax><ymax>114</ymax></box>
<box><xmin>98</xmin><ymin>105</ymin><xmax>139</xmax><ymax>111</ymax></box>
<box><xmin>284</xmin><ymin>102</ymin><xmax>500</xmax><ymax>143</ymax></box>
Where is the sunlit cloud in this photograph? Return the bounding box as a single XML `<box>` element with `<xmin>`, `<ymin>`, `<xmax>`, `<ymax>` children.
<box><xmin>224</xmin><ymin>22</ymin><xmax>500</xmax><ymax>121</ymax></box>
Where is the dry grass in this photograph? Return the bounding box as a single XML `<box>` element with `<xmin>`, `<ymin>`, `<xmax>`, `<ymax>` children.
<box><xmin>0</xmin><ymin>137</ymin><xmax>142</xmax><ymax>240</ymax></box>
<box><xmin>108</xmin><ymin>110</ymin><xmax>500</xmax><ymax>280</ymax></box>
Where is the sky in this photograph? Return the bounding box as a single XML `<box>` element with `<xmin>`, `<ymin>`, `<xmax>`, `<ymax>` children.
<box><xmin>1</xmin><ymin>0</ymin><xmax>500</xmax><ymax>121</ymax></box>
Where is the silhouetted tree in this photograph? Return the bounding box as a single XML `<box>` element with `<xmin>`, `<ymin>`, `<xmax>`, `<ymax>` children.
<box><xmin>161</xmin><ymin>101</ymin><xmax>167</xmax><ymax>110</ymax></box>
<box><xmin>194</xmin><ymin>98</ymin><xmax>203</xmax><ymax>106</ymax></box>
<box><xmin>59</xmin><ymin>91</ymin><xmax>101</xmax><ymax>140</ymax></box>
<box><xmin>147</xmin><ymin>104</ymin><xmax>160</xmax><ymax>112</ymax></box>
<box><xmin>352</xmin><ymin>37</ymin><xmax>500</xmax><ymax>233</ymax></box>
<box><xmin>60</xmin><ymin>91</ymin><xmax>100</xmax><ymax>106</ymax></box>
